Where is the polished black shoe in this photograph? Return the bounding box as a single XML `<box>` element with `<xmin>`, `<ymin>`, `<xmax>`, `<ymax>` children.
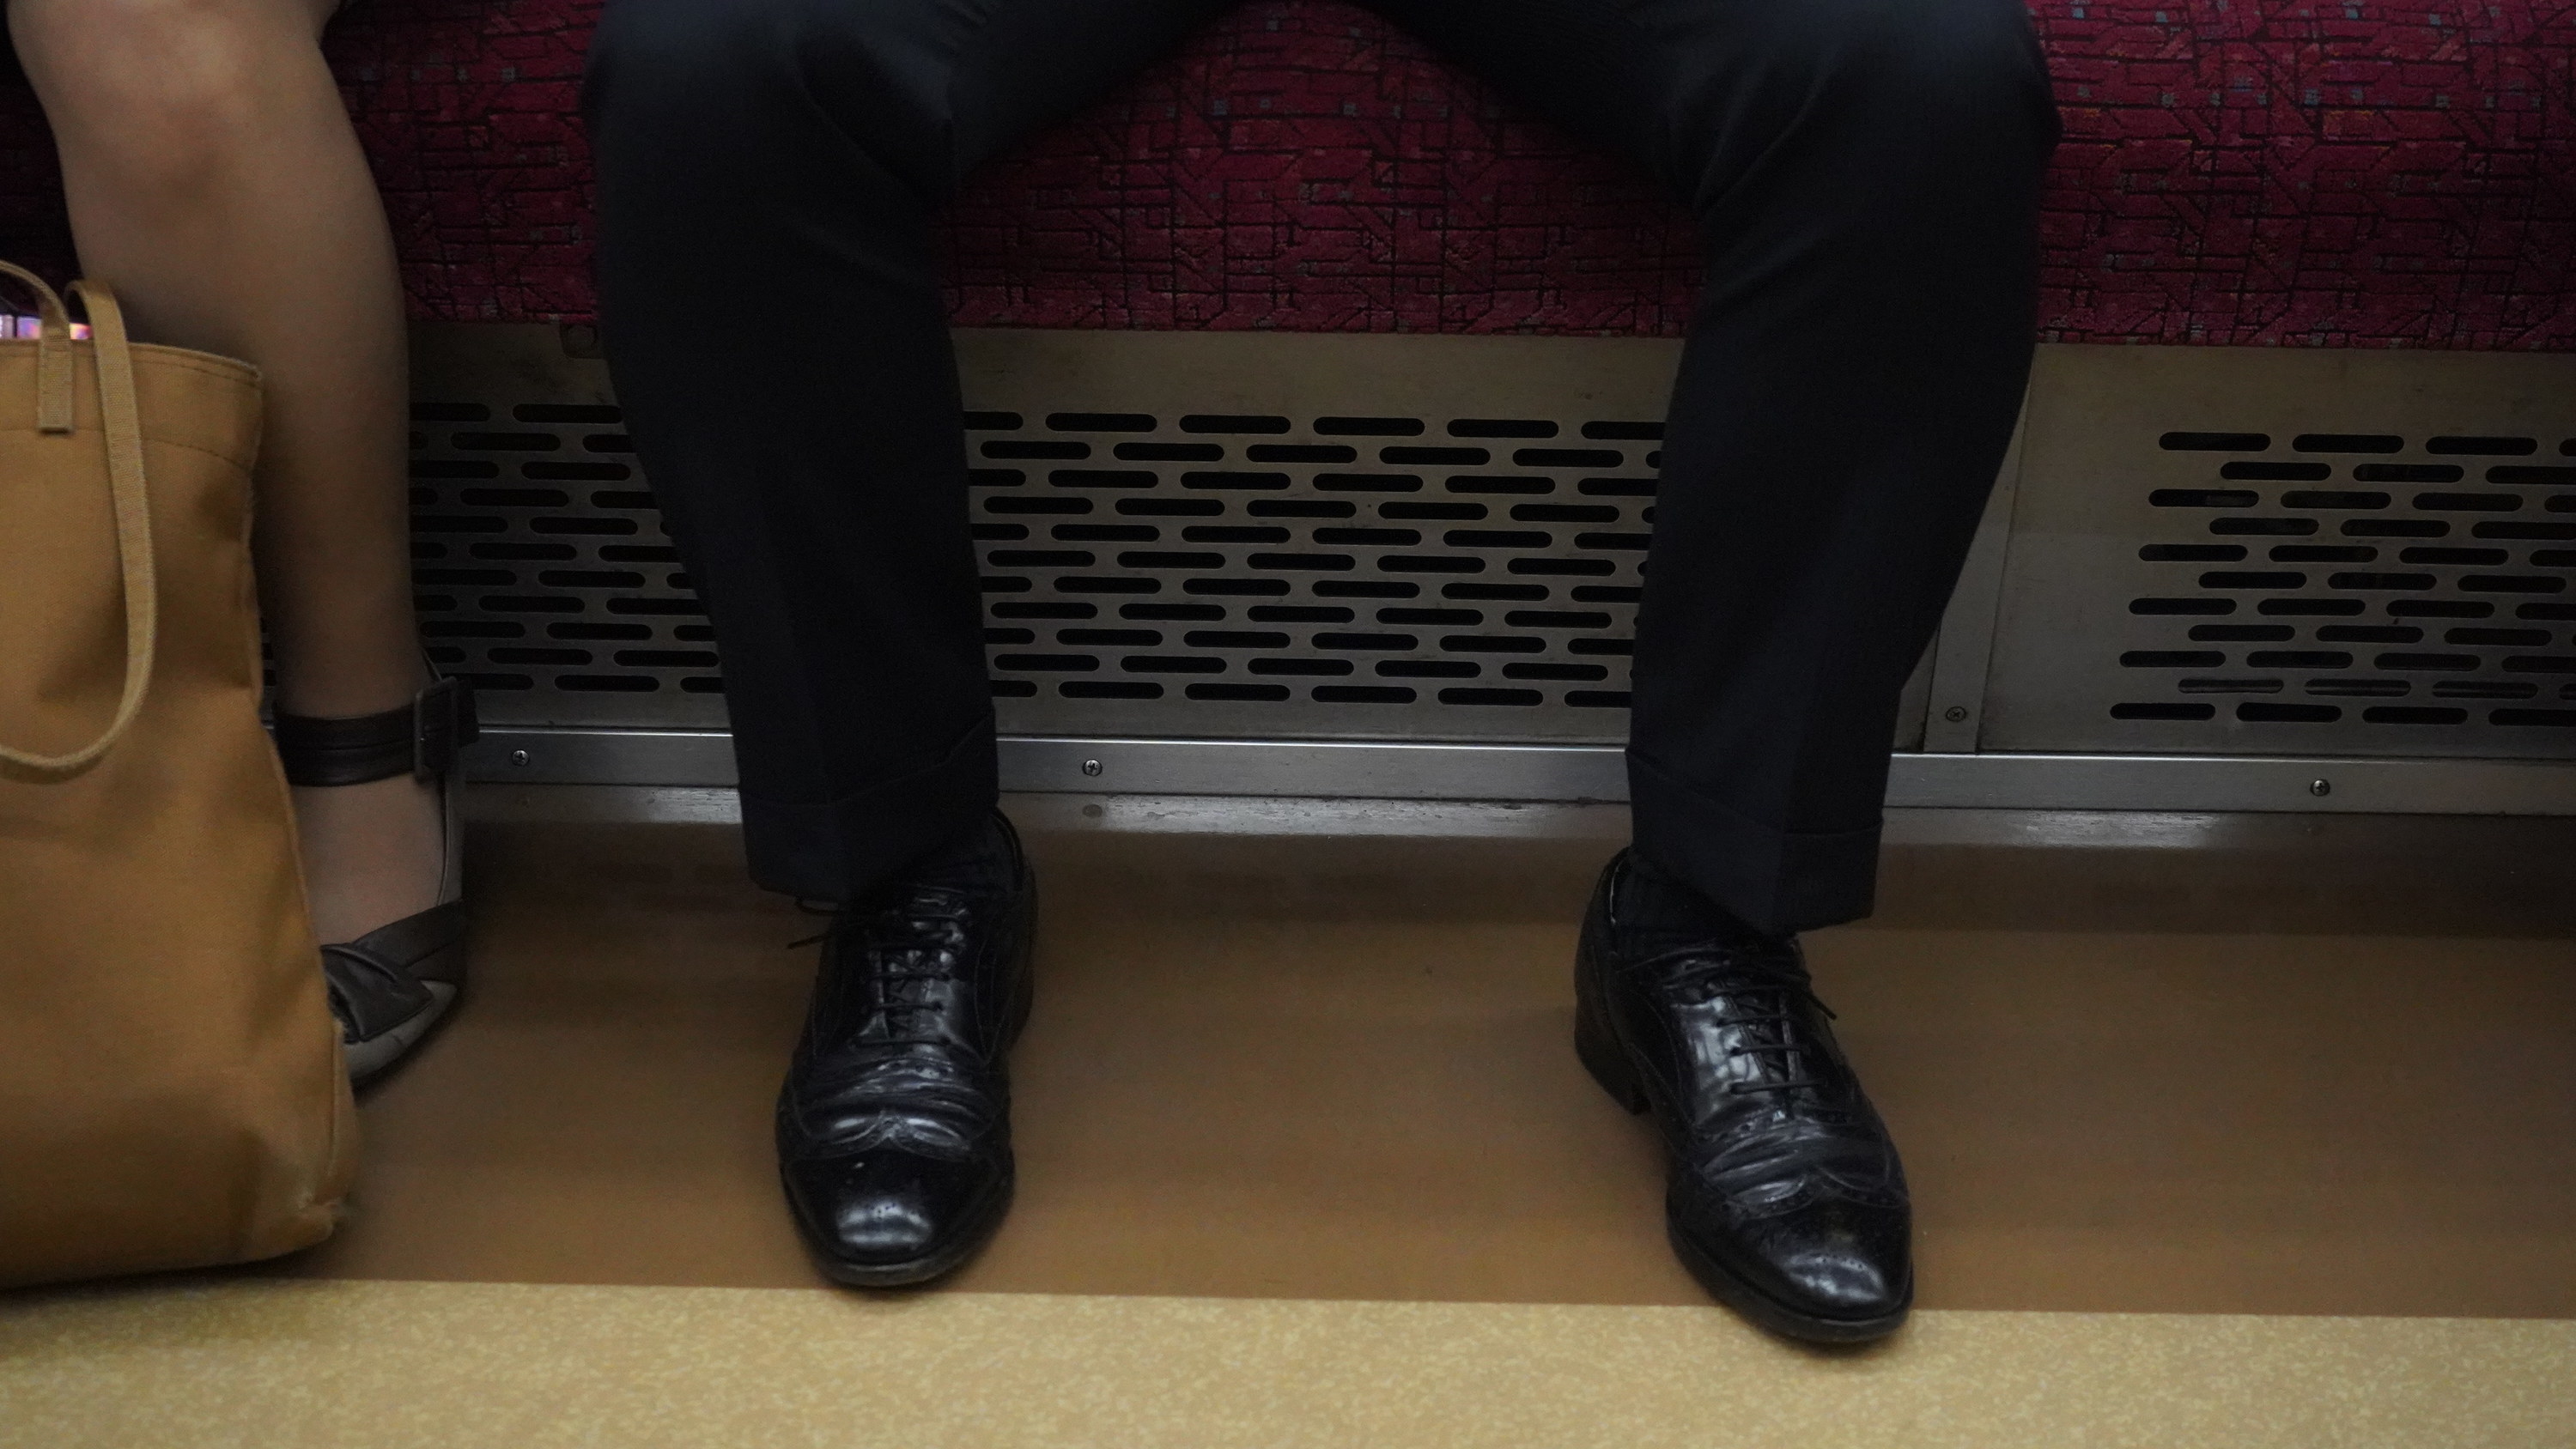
<box><xmin>777</xmin><ymin>813</ymin><xmax>1036</xmax><ymax>1288</ymax></box>
<box><xmin>1575</xmin><ymin>850</ymin><xmax>1912</xmax><ymax>1343</ymax></box>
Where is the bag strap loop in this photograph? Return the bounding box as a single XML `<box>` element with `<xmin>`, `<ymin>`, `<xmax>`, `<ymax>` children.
<box><xmin>0</xmin><ymin>259</ymin><xmax>76</xmax><ymax>433</ymax></box>
<box><xmin>0</xmin><ymin>274</ymin><xmax>160</xmax><ymax>773</ymax></box>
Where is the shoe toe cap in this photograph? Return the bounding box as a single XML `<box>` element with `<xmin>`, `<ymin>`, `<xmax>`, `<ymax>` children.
<box><xmin>828</xmin><ymin>1190</ymin><xmax>944</xmax><ymax>1264</ymax></box>
<box><xmin>783</xmin><ymin>1149</ymin><xmax>1007</xmax><ymax>1276</ymax></box>
<box><xmin>1675</xmin><ymin>1187</ymin><xmax>1913</xmax><ymax>1331</ymax></box>
<box><xmin>1768</xmin><ymin>1236</ymin><xmax>1909</xmax><ymax>1320</ymax></box>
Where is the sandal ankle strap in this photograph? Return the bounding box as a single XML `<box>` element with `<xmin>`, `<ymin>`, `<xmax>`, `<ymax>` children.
<box><xmin>273</xmin><ymin>676</ymin><xmax>479</xmax><ymax>787</ymax></box>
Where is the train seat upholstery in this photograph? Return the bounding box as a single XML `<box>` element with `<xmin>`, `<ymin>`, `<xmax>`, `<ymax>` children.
<box><xmin>2</xmin><ymin>0</ymin><xmax>2567</xmax><ymax>350</ymax></box>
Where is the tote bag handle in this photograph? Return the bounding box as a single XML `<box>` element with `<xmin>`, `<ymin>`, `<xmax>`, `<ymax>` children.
<box><xmin>0</xmin><ymin>261</ymin><xmax>159</xmax><ymax>774</ymax></box>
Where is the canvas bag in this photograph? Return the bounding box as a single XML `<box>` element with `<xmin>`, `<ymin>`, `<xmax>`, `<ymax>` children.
<box><xmin>0</xmin><ymin>260</ymin><xmax>355</xmax><ymax>1285</ymax></box>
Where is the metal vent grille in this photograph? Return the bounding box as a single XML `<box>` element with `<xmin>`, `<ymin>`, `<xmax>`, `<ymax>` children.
<box><xmin>1983</xmin><ymin>348</ymin><xmax>2576</xmax><ymax>759</ymax></box>
<box><xmin>958</xmin><ymin>409</ymin><xmax>1656</xmax><ymax>723</ymax></box>
<box><xmin>2117</xmin><ymin>432</ymin><xmax>2573</xmax><ymax>728</ymax></box>
<box><xmin>408</xmin><ymin>402</ymin><xmax>717</xmax><ymax>725</ymax></box>
<box><xmin>405</xmin><ymin>325</ymin><xmax>1706</xmax><ymax>743</ymax></box>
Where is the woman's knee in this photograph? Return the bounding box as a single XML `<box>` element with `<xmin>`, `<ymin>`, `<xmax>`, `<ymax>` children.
<box><xmin>10</xmin><ymin>0</ymin><xmax>320</xmax><ymax>180</ymax></box>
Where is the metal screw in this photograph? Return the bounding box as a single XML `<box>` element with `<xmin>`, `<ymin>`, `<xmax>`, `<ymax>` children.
<box><xmin>1081</xmin><ymin>759</ymin><xmax>1103</xmax><ymax>778</ymax></box>
<box><xmin>510</xmin><ymin>749</ymin><xmax>531</xmax><ymax>767</ymax></box>
<box><xmin>1942</xmin><ymin>706</ymin><xmax>1970</xmax><ymax>723</ymax></box>
<box><xmin>2308</xmin><ymin>778</ymin><xmax>2331</xmax><ymax>797</ymax></box>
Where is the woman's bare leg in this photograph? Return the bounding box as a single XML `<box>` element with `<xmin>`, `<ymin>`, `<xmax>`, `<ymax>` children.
<box><xmin>10</xmin><ymin>0</ymin><xmax>442</xmax><ymax>943</ymax></box>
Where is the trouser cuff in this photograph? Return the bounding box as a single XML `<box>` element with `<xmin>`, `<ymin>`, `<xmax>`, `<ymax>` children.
<box><xmin>738</xmin><ymin>717</ymin><xmax>999</xmax><ymax>901</ymax></box>
<box><xmin>1625</xmin><ymin>750</ymin><xmax>1882</xmax><ymax>935</ymax></box>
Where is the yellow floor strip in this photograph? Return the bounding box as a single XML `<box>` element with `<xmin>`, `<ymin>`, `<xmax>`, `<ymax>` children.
<box><xmin>3</xmin><ymin>1279</ymin><xmax>2570</xmax><ymax>1448</ymax></box>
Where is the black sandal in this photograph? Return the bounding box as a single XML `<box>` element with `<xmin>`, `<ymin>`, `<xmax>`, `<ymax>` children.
<box><xmin>271</xmin><ymin>676</ymin><xmax>477</xmax><ymax>1087</ymax></box>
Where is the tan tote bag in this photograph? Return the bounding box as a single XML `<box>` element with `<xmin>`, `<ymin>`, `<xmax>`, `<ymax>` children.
<box><xmin>0</xmin><ymin>260</ymin><xmax>355</xmax><ymax>1286</ymax></box>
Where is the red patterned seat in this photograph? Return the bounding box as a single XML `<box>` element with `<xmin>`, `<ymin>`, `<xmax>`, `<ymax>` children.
<box><xmin>3</xmin><ymin>0</ymin><xmax>2569</xmax><ymax>346</ymax></box>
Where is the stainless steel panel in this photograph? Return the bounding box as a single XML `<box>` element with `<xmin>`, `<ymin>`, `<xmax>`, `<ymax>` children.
<box><xmin>459</xmin><ymin>789</ymin><xmax>2576</xmax><ymax>860</ymax></box>
<box><xmin>1921</xmin><ymin>415</ymin><xmax>2026</xmax><ymax>752</ymax></box>
<box><xmin>466</xmin><ymin>726</ymin><xmax>2576</xmax><ymax>815</ymax></box>
<box><xmin>1984</xmin><ymin>346</ymin><xmax>2576</xmax><ymax>758</ymax></box>
<box><xmin>1888</xmin><ymin>751</ymin><xmax>2576</xmax><ymax>814</ymax></box>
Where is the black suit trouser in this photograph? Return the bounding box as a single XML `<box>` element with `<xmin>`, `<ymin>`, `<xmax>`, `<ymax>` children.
<box><xmin>581</xmin><ymin>0</ymin><xmax>2060</xmax><ymax>933</ymax></box>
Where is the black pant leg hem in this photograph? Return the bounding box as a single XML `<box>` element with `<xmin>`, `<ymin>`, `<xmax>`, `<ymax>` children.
<box><xmin>738</xmin><ymin>716</ymin><xmax>999</xmax><ymax>901</ymax></box>
<box><xmin>1625</xmin><ymin>750</ymin><xmax>1880</xmax><ymax>935</ymax></box>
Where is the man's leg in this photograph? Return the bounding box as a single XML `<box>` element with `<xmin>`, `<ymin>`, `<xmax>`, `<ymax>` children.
<box><xmin>1376</xmin><ymin>0</ymin><xmax>2059</xmax><ymax>1340</ymax></box>
<box><xmin>583</xmin><ymin>0</ymin><xmax>1224</xmax><ymax>1286</ymax></box>
<box><xmin>1384</xmin><ymin>0</ymin><xmax>2057</xmax><ymax>931</ymax></box>
<box><xmin>585</xmin><ymin>0</ymin><xmax>1222</xmax><ymax>902</ymax></box>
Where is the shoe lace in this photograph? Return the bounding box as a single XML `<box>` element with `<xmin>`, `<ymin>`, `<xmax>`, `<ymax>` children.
<box><xmin>790</xmin><ymin>894</ymin><xmax>977</xmax><ymax>1052</ymax></box>
<box><xmin>1642</xmin><ymin>944</ymin><xmax>1839</xmax><ymax>1099</ymax></box>
<box><xmin>784</xmin><ymin>896</ymin><xmax>993</xmax><ymax>1155</ymax></box>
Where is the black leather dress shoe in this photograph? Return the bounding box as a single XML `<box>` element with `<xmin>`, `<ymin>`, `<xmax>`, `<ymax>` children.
<box><xmin>1575</xmin><ymin>851</ymin><xmax>1912</xmax><ymax>1343</ymax></box>
<box><xmin>776</xmin><ymin>814</ymin><xmax>1036</xmax><ymax>1288</ymax></box>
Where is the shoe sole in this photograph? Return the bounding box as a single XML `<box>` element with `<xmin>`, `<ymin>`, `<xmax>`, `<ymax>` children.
<box><xmin>1574</xmin><ymin>938</ymin><xmax>1912</xmax><ymax>1346</ymax></box>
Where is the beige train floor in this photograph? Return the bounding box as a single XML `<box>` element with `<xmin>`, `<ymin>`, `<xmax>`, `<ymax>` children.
<box><xmin>7</xmin><ymin>1280</ymin><xmax>2574</xmax><ymax>1448</ymax></box>
<box><xmin>5</xmin><ymin>803</ymin><xmax>2573</xmax><ymax>1445</ymax></box>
